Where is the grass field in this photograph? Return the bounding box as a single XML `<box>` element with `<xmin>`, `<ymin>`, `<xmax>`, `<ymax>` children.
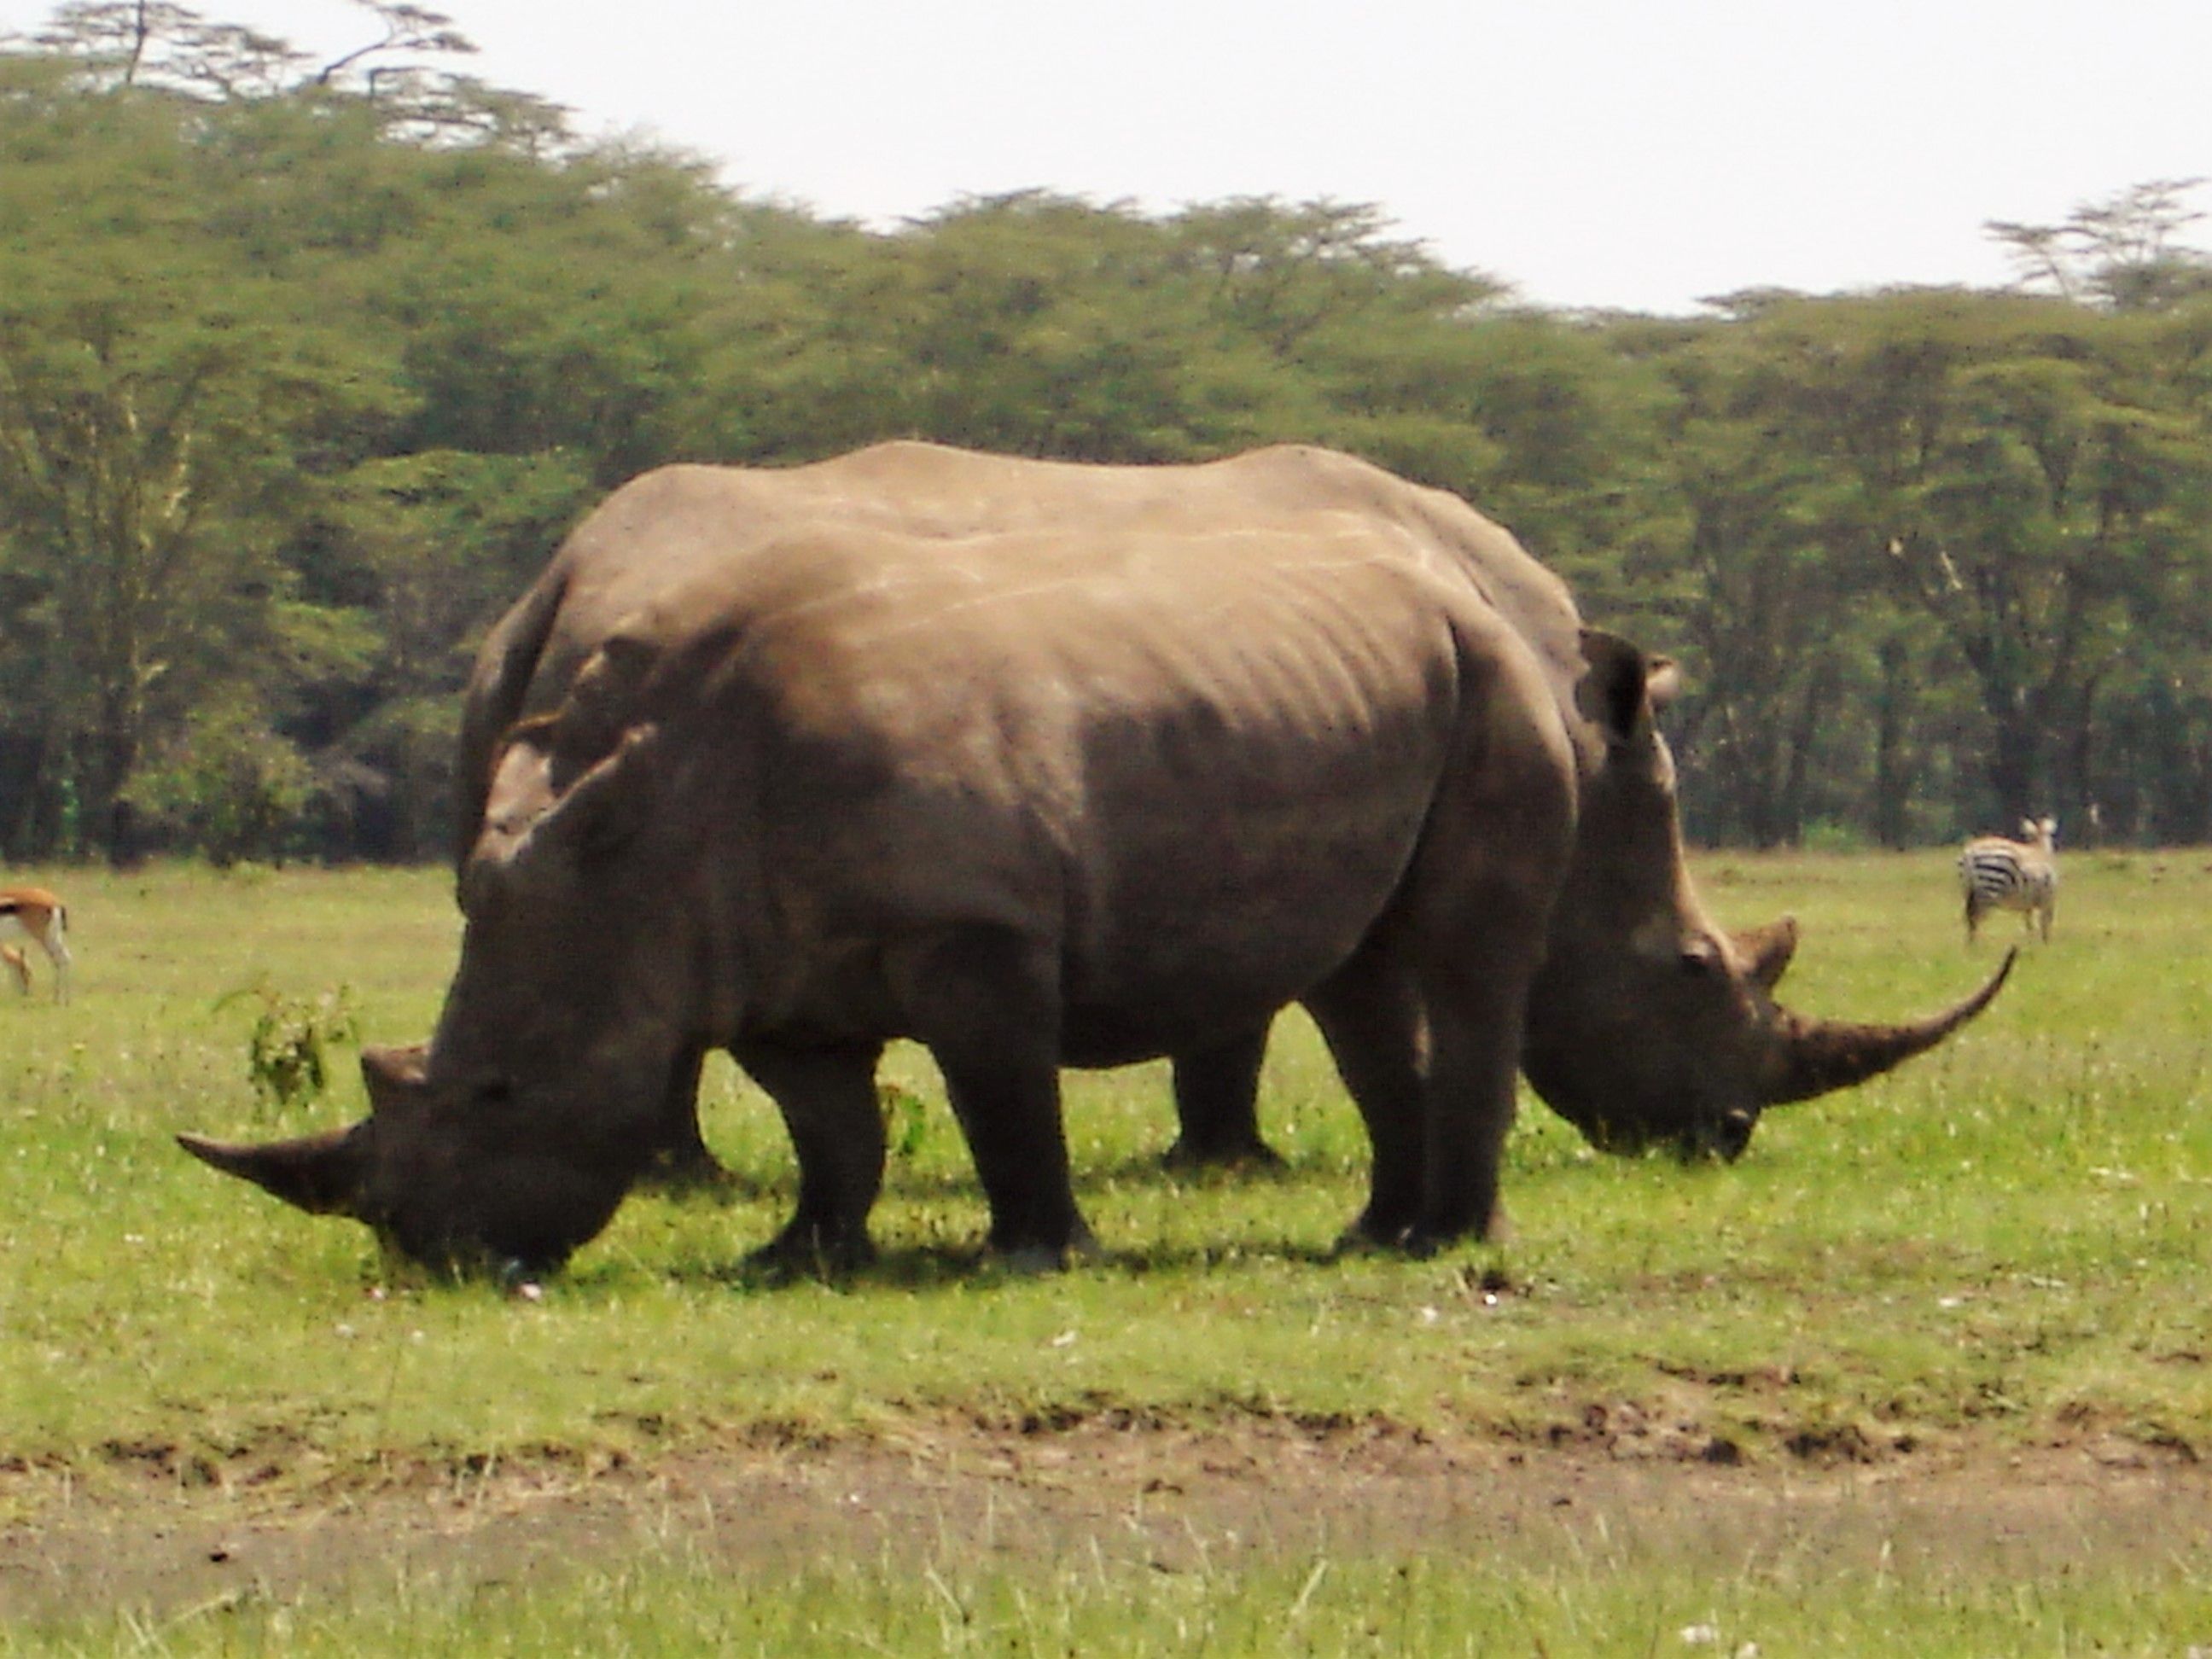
<box><xmin>2</xmin><ymin>852</ymin><xmax>2209</xmax><ymax>1652</ymax></box>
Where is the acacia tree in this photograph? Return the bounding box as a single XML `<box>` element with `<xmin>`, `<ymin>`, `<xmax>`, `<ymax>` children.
<box><xmin>0</xmin><ymin>5</ymin><xmax>710</xmax><ymax>859</ymax></box>
<box><xmin>1167</xmin><ymin>196</ymin><xmax>1504</xmax><ymax>482</ymax></box>
<box><xmin>308</xmin><ymin>449</ymin><xmax>591</xmax><ymax>858</ymax></box>
<box><xmin>1719</xmin><ymin>289</ymin><xmax>2202</xmax><ymax>828</ymax></box>
<box><xmin>831</xmin><ymin>191</ymin><xmax>1312</xmax><ymax>462</ymax></box>
<box><xmin>1988</xmin><ymin>178</ymin><xmax>2212</xmax><ymax>313</ymax></box>
<box><xmin>0</xmin><ymin>58</ymin><xmax>408</xmax><ymax>856</ymax></box>
<box><xmin>1615</xmin><ymin>314</ymin><xmax>1854</xmax><ymax>845</ymax></box>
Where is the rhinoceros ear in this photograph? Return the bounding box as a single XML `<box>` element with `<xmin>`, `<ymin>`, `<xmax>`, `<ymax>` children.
<box><xmin>1576</xmin><ymin>629</ymin><xmax>1673</xmax><ymax>743</ymax></box>
<box><xmin>361</xmin><ymin>1042</ymin><xmax>429</xmax><ymax>1115</ymax></box>
<box><xmin>474</xmin><ymin>632</ymin><xmax>665</xmax><ymax>852</ymax></box>
<box><xmin>470</xmin><ymin>719</ymin><xmax>666</xmax><ymax>905</ymax></box>
<box><xmin>1732</xmin><ymin>915</ymin><xmax>1800</xmax><ymax>992</ymax></box>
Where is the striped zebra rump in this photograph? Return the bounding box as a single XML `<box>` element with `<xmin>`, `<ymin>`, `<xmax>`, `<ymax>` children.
<box><xmin>1958</xmin><ymin>818</ymin><xmax>2058</xmax><ymax>943</ymax></box>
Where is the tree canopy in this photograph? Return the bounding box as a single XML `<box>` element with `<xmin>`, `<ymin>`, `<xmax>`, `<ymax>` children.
<box><xmin>3</xmin><ymin>5</ymin><xmax>2209</xmax><ymax>862</ymax></box>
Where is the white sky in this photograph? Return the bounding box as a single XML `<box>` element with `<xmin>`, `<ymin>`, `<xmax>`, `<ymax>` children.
<box><xmin>7</xmin><ymin>0</ymin><xmax>2209</xmax><ymax>313</ymax></box>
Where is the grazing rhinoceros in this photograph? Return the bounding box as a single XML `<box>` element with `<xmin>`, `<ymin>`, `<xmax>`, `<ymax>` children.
<box><xmin>180</xmin><ymin>442</ymin><xmax>2011</xmax><ymax>1276</ymax></box>
<box><xmin>450</xmin><ymin>484</ymin><xmax>1288</xmax><ymax>1185</ymax></box>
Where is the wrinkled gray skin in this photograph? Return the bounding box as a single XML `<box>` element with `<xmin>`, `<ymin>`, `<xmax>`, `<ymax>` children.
<box><xmin>180</xmin><ymin>443</ymin><xmax>2012</xmax><ymax>1276</ymax></box>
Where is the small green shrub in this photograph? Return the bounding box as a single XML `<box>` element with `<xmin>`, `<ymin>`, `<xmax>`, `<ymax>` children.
<box><xmin>217</xmin><ymin>978</ymin><xmax>361</xmax><ymax>1115</ymax></box>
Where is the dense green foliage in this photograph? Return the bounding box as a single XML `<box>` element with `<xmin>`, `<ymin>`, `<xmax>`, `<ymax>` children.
<box><xmin>3</xmin><ymin>5</ymin><xmax>2211</xmax><ymax>862</ymax></box>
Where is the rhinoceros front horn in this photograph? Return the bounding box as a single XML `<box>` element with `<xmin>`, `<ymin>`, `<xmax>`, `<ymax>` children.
<box><xmin>1761</xmin><ymin>947</ymin><xmax>2017</xmax><ymax>1106</ymax></box>
<box><xmin>176</xmin><ymin>1122</ymin><xmax>372</xmax><ymax>1216</ymax></box>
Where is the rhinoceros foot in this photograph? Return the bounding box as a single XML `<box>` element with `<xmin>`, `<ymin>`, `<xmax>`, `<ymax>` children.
<box><xmin>634</xmin><ymin>1144</ymin><xmax>747</xmax><ymax>1200</ymax></box>
<box><xmin>983</xmin><ymin>1220</ymin><xmax>1103</xmax><ymax>1277</ymax></box>
<box><xmin>1401</xmin><ymin>1215</ymin><xmax>1511</xmax><ymax>1260</ymax></box>
<box><xmin>746</xmin><ymin>1219</ymin><xmax>876</xmax><ymax>1281</ymax></box>
<box><xmin>1159</xmin><ymin>1135</ymin><xmax>1286</xmax><ymax>1173</ymax></box>
<box><xmin>1331</xmin><ymin>1218</ymin><xmax>1410</xmax><ymax>1259</ymax></box>
<box><xmin>1335</xmin><ymin>1207</ymin><xmax>1511</xmax><ymax>1260</ymax></box>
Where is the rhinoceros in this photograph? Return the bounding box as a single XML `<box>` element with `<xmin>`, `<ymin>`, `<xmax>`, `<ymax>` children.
<box><xmin>439</xmin><ymin>457</ymin><xmax>1898</xmax><ymax>1185</ymax></box>
<box><xmin>180</xmin><ymin>442</ymin><xmax>2011</xmax><ymax>1276</ymax></box>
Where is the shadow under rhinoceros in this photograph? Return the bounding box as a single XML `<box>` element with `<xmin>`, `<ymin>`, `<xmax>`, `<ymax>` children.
<box><xmin>643</xmin><ymin>1232</ymin><xmax>1353</xmax><ymax>1295</ymax></box>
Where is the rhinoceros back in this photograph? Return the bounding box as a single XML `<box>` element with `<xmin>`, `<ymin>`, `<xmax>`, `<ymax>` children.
<box><xmin>461</xmin><ymin>444</ymin><xmax>1586</xmax><ymax>836</ymax></box>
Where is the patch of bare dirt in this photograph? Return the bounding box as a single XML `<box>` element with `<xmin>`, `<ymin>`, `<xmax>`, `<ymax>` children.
<box><xmin>1</xmin><ymin>1414</ymin><xmax>2204</xmax><ymax>1622</ymax></box>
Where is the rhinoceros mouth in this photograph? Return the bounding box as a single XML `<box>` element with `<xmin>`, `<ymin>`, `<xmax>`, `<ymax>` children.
<box><xmin>1687</xmin><ymin>1106</ymin><xmax>1757</xmax><ymax>1161</ymax></box>
<box><xmin>1557</xmin><ymin>1101</ymin><xmax>1755</xmax><ymax>1162</ymax></box>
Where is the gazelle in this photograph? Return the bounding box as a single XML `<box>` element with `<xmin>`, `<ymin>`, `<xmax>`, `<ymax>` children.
<box><xmin>1</xmin><ymin>886</ymin><xmax>72</xmax><ymax>1002</ymax></box>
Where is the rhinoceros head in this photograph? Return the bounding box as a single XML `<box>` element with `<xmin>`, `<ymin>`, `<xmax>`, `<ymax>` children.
<box><xmin>180</xmin><ymin>716</ymin><xmax>691</xmax><ymax>1274</ymax></box>
<box><xmin>178</xmin><ymin>1042</ymin><xmax>641</xmax><ymax>1275</ymax></box>
<box><xmin>1520</xmin><ymin>632</ymin><xmax>2012</xmax><ymax>1159</ymax></box>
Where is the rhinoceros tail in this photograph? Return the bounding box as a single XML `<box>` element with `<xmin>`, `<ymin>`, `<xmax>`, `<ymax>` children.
<box><xmin>1760</xmin><ymin>947</ymin><xmax>2015</xmax><ymax>1106</ymax></box>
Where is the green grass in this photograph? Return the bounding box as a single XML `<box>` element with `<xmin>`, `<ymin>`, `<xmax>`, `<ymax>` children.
<box><xmin>10</xmin><ymin>1542</ymin><xmax>2212</xmax><ymax>1657</ymax></box>
<box><xmin>3</xmin><ymin>852</ymin><xmax>2210</xmax><ymax>1649</ymax></box>
<box><xmin>3</xmin><ymin>853</ymin><xmax>2200</xmax><ymax>1466</ymax></box>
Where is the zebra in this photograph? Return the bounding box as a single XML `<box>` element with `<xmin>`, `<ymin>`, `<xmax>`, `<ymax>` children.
<box><xmin>1959</xmin><ymin>818</ymin><xmax>2058</xmax><ymax>944</ymax></box>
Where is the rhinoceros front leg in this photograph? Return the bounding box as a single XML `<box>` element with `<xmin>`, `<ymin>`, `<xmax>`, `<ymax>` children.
<box><xmin>1307</xmin><ymin>917</ymin><xmax>1541</xmax><ymax>1253</ymax></box>
<box><xmin>1304</xmin><ymin>952</ymin><xmax>1428</xmax><ymax>1250</ymax></box>
<box><xmin>889</xmin><ymin>925</ymin><xmax>1098</xmax><ymax>1271</ymax></box>
<box><xmin>1390</xmin><ymin>654</ymin><xmax>1571</xmax><ymax>1252</ymax></box>
<box><xmin>731</xmin><ymin>1039</ymin><xmax>887</xmax><ymax>1273</ymax></box>
<box><xmin>1162</xmin><ymin>1023</ymin><xmax>1280</xmax><ymax>1169</ymax></box>
<box><xmin>1407</xmin><ymin>957</ymin><xmax>1528</xmax><ymax>1251</ymax></box>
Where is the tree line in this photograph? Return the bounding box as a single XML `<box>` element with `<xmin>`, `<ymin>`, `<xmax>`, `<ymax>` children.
<box><xmin>3</xmin><ymin>3</ymin><xmax>2209</xmax><ymax>864</ymax></box>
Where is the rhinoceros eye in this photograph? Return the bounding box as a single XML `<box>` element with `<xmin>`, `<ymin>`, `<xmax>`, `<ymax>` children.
<box><xmin>1677</xmin><ymin>936</ymin><xmax>1723</xmax><ymax>976</ymax></box>
<box><xmin>474</xmin><ymin>1076</ymin><xmax>516</xmax><ymax>1108</ymax></box>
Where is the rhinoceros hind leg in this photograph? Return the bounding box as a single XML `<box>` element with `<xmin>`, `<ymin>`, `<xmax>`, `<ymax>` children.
<box><xmin>1161</xmin><ymin>1024</ymin><xmax>1281</xmax><ymax>1170</ymax></box>
<box><xmin>734</xmin><ymin>1039</ymin><xmax>886</xmax><ymax>1274</ymax></box>
<box><xmin>747</xmin><ymin>1217</ymin><xmax>878</xmax><ymax>1278</ymax></box>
